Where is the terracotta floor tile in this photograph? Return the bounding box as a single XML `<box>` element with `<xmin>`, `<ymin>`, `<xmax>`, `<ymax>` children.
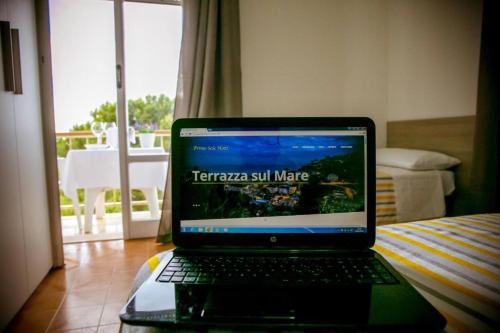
<box><xmin>74</xmin><ymin>268</ymin><xmax>114</xmax><ymax>280</ymax></box>
<box><xmin>112</xmin><ymin>253</ymin><xmax>148</xmax><ymax>261</ymax></box>
<box><xmin>109</xmin><ymin>279</ymin><xmax>135</xmax><ymax>292</ymax></box>
<box><xmin>82</xmin><ymin>264</ymin><xmax>116</xmax><ymax>274</ymax></box>
<box><xmin>78</xmin><ymin>260</ymin><xmax>117</xmax><ymax>271</ymax></box>
<box><xmin>62</xmin><ymin>289</ymin><xmax>108</xmax><ymax>308</ymax></box>
<box><xmin>72</xmin><ymin>273</ymin><xmax>113</xmax><ymax>291</ymax></box>
<box><xmin>111</xmin><ymin>270</ymin><xmax>137</xmax><ymax>283</ymax></box>
<box><xmin>111</xmin><ymin>262</ymin><xmax>145</xmax><ymax>274</ymax></box>
<box><xmin>122</xmin><ymin>244</ymin><xmax>148</xmax><ymax>255</ymax></box>
<box><xmin>147</xmin><ymin>242</ymin><xmax>173</xmax><ymax>254</ymax></box>
<box><xmin>38</xmin><ymin>268</ymin><xmax>77</xmax><ymax>293</ymax></box>
<box><xmin>112</xmin><ymin>262</ymin><xmax>145</xmax><ymax>273</ymax></box>
<box><xmin>6</xmin><ymin>308</ymin><xmax>57</xmax><ymax>333</ymax></box>
<box><xmin>100</xmin><ymin>242</ymin><xmax>125</xmax><ymax>251</ymax></box>
<box><xmin>97</xmin><ymin>324</ymin><xmax>121</xmax><ymax>333</ymax></box>
<box><xmin>64</xmin><ymin>258</ymin><xmax>83</xmax><ymax>270</ymax></box>
<box><xmin>8</xmin><ymin>238</ymin><xmax>172</xmax><ymax>332</ymax></box>
<box><xmin>58</xmin><ymin>327</ymin><xmax>98</xmax><ymax>333</ymax></box>
<box><xmin>72</xmin><ymin>280</ymin><xmax>112</xmax><ymax>292</ymax></box>
<box><xmin>109</xmin><ymin>276</ymin><xmax>136</xmax><ymax>289</ymax></box>
<box><xmin>47</xmin><ymin>305</ymin><xmax>103</xmax><ymax>332</ymax></box>
<box><xmin>105</xmin><ymin>284</ymin><xmax>131</xmax><ymax>304</ymax></box>
<box><xmin>21</xmin><ymin>288</ymin><xmax>66</xmax><ymax>312</ymax></box>
<box><xmin>100</xmin><ymin>303</ymin><xmax>124</xmax><ymax>326</ymax></box>
<box><xmin>115</xmin><ymin>253</ymin><xmax>150</xmax><ymax>261</ymax></box>
<box><xmin>93</xmin><ymin>255</ymin><xmax>127</xmax><ymax>266</ymax></box>
<box><xmin>112</xmin><ymin>267</ymin><xmax>139</xmax><ymax>278</ymax></box>
<box><xmin>106</xmin><ymin>281</ymin><xmax>134</xmax><ymax>294</ymax></box>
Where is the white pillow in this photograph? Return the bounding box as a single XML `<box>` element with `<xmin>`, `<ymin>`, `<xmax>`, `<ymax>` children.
<box><xmin>376</xmin><ymin>148</ymin><xmax>460</xmax><ymax>170</ymax></box>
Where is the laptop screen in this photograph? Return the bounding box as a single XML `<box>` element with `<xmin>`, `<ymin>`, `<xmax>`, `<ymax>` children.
<box><xmin>177</xmin><ymin>126</ymin><xmax>367</xmax><ymax>234</ymax></box>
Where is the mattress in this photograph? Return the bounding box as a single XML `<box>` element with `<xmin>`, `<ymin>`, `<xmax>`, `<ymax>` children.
<box><xmin>375</xmin><ymin>214</ymin><xmax>500</xmax><ymax>333</ymax></box>
<box><xmin>376</xmin><ymin>166</ymin><xmax>455</xmax><ymax>223</ymax></box>
<box><xmin>440</xmin><ymin>169</ymin><xmax>456</xmax><ymax>196</ymax></box>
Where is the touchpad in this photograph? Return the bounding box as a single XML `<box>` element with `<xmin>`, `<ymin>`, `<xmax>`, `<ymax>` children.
<box><xmin>202</xmin><ymin>287</ymin><xmax>296</xmax><ymax>321</ymax></box>
<box><xmin>201</xmin><ymin>286</ymin><xmax>371</xmax><ymax>324</ymax></box>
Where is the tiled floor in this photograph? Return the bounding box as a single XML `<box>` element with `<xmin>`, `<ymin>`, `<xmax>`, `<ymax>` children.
<box><xmin>6</xmin><ymin>238</ymin><xmax>174</xmax><ymax>333</ymax></box>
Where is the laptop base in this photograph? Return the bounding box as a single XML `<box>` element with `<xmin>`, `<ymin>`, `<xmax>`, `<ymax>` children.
<box><xmin>120</xmin><ymin>251</ymin><xmax>446</xmax><ymax>332</ymax></box>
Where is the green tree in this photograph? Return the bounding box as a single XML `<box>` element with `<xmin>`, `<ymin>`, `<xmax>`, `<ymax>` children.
<box><xmin>56</xmin><ymin>122</ymin><xmax>92</xmax><ymax>157</ymax></box>
<box><xmin>129</xmin><ymin>94</ymin><xmax>174</xmax><ymax>127</ymax></box>
<box><xmin>90</xmin><ymin>102</ymin><xmax>116</xmax><ymax>123</ymax></box>
<box><xmin>56</xmin><ymin>94</ymin><xmax>174</xmax><ymax>158</ymax></box>
<box><xmin>160</xmin><ymin>113</ymin><xmax>174</xmax><ymax>129</ymax></box>
<box><xmin>87</xmin><ymin>94</ymin><xmax>174</xmax><ymax>128</ymax></box>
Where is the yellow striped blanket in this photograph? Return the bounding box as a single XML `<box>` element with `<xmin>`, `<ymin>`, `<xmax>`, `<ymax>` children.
<box><xmin>376</xmin><ymin>170</ymin><xmax>398</xmax><ymax>225</ymax></box>
<box><xmin>375</xmin><ymin>214</ymin><xmax>500</xmax><ymax>333</ymax></box>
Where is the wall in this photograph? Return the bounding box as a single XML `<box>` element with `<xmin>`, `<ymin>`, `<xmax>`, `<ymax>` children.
<box><xmin>9</xmin><ymin>0</ymin><xmax>53</xmax><ymax>293</ymax></box>
<box><xmin>239</xmin><ymin>0</ymin><xmax>483</xmax><ymax>146</ymax></box>
<box><xmin>0</xmin><ymin>0</ymin><xmax>53</xmax><ymax>328</ymax></box>
<box><xmin>387</xmin><ymin>0</ymin><xmax>483</xmax><ymax>121</ymax></box>
<box><xmin>240</xmin><ymin>0</ymin><xmax>388</xmax><ymax>146</ymax></box>
<box><xmin>0</xmin><ymin>0</ymin><xmax>29</xmax><ymax>326</ymax></box>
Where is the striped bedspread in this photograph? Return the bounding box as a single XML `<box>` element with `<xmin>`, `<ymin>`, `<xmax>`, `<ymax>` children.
<box><xmin>376</xmin><ymin>170</ymin><xmax>398</xmax><ymax>225</ymax></box>
<box><xmin>375</xmin><ymin>214</ymin><xmax>500</xmax><ymax>333</ymax></box>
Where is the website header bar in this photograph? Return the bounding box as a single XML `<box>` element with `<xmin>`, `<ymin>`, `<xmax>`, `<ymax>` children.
<box><xmin>180</xmin><ymin>129</ymin><xmax>366</xmax><ymax>137</ymax></box>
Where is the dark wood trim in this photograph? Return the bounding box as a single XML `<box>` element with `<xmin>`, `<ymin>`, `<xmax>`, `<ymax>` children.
<box><xmin>11</xmin><ymin>28</ymin><xmax>22</xmax><ymax>94</ymax></box>
<box><xmin>0</xmin><ymin>20</ymin><xmax>14</xmax><ymax>91</ymax></box>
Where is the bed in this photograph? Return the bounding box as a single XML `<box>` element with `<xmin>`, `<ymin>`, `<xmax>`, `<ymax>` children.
<box><xmin>375</xmin><ymin>213</ymin><xmax>500</xmax><ymax>332</ymax></box>
<box><xmin>376</xmin><ymin>116</ymin><xmax>476</xmax><ymax>225</ymax></box>
<box><xmin>124</xmin><ymin>213</ymin><xmax>500</xmax><ymax>333</ymax></box>
<box><xmin>376</xmin><ymin>166</ymin><xmax>455</xmax><ymax>225</ymax></box>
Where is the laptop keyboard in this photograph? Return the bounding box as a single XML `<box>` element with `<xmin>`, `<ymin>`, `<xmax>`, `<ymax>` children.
<box><xmin>156</xmin><ymin>255</ymin><xmax>398</xmax><ymax>286</ymax></box>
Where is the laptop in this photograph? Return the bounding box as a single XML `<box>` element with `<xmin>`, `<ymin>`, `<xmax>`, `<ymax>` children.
<box><xmin>120</xmin><ymin>117</ymin><xmax>446</xmax><ymax>331</ymax></box>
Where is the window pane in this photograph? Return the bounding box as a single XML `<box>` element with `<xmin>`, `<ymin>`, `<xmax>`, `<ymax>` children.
<box><xmin>51</xmin><ymin>0</ymin><xmax>122</xmax><ymax>242</ymax></box>
<box><xmin>129</xmin><ymin>161</ymin><xmax>168</xmax><ymax>221</ymax></box>
<box><xmin>124</xmin><ymin>2</ymin><xmax>181</xmax><ymax>152</ymax></box>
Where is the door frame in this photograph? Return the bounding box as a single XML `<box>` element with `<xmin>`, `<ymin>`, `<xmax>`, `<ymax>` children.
<box><xmin>36</xmin><ymin>0</ymin><xmax>180</xmax><ymax>258</ymax></box>
<box><xmin>35</xmin><ymin>0</ymin><xmax>64</xmax><ymax>267</ymax></box>
<box><xmin>114</xmin><ymin>0</ymin><xmax>178</xmax><ymax>239</ymax></box>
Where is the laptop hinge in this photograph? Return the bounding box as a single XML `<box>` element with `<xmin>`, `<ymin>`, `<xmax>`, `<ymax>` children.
<box><xmin>173</xmin><ymin>247</ymin><xmax>373</xmax><ymax>255</ymax></box>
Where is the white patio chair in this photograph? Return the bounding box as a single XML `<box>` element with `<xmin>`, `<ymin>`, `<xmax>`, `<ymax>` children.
<box><xmin>57</xmin><ymin>157</ymin><xmax>83</xmax><ymax>230</ymax></box>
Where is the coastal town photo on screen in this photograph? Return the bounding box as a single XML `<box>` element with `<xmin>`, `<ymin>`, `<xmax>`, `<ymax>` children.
<box><xmin>179</xmin><ymin>133</ymin><xmax>365</xmax><ymax>221</ymax></box>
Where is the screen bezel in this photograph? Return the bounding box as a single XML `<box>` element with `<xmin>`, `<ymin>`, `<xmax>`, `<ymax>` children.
<box><xmin>171</xmin><ymin>117</ymin><xmax>376</xmax><ymax>249</ymax></box>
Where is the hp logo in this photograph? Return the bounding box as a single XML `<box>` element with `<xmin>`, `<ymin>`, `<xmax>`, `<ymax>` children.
<box><xmin>270</xmin><ymin>236</ymin><xmax>277</xmax><ymax>243</ymax></box>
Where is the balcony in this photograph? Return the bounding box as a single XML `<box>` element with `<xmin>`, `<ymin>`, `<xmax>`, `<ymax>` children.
<box><xmin>57</xmin><ymin>130</ymin><xmax>170</xmax><ymax>243</ymax></box>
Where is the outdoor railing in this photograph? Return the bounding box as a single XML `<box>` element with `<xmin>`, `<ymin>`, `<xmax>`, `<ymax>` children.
<box><xmin>56</xmin><ymin>129</ymin><xmax>171</xmax><ymax>151</ymax></box>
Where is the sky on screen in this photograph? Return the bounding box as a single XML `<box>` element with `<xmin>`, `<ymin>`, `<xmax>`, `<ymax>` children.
<box><xmin>183</xmin><ymin>136</ymin><xmax>363</xmax><ymax>174</ymax></box>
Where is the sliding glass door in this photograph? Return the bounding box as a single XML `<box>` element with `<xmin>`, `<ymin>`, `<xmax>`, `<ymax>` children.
<box><xmin>115</xmin><ymin>0</ymin><xmax>181</xmax><ymax>239</ymax></box>
<box><xmin>51</xmin><ymin>0</ymin><xmax>122</xmax><ymax>243</ymax></box>
<box><xmin>51</xmin><ymin>0</ymin><xmax>180</xmax><ymax>241</ymax></box>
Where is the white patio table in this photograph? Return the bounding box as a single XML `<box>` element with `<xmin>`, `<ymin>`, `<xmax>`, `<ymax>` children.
<box><xmin>60</xmin><ymin>148</ymin><xmax>168</xmax><ymax>233</ymax></box>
